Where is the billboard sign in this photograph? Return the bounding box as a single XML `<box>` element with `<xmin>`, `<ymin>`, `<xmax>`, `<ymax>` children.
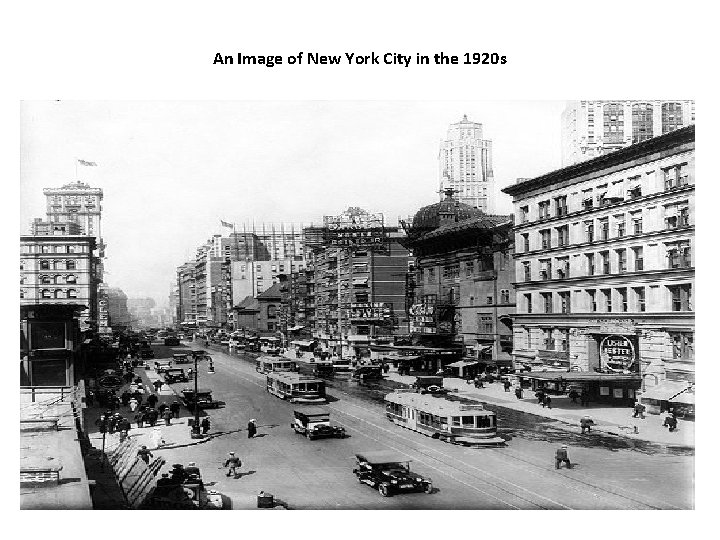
<box><xmin>322</xmin><ymin>208</ymin><xmax>387</xmax><ymax>249</ymax></box>
<box><xmin>600</xmin><ymin>335</ymin><xmax>637</xmax><ymax>373</ymax></box>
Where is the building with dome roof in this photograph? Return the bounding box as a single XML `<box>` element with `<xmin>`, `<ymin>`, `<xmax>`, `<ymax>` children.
<box><xmin>394</xmin><ymin>190</ymin><xmax>515</xmax><ymax>375</ymax></box>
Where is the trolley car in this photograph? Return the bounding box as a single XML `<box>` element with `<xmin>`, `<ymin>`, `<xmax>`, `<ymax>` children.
<box><xmin>266</xmin><ymin>372</ymin><xmax>327</xmax><ymax>404</ymax></box>
<box><xmin>384</xmin><ymin>391</ymin><xmax>505</xmax><ymax>446</ymax></box>
<box><xmin>256</xmin><ymin>356</ymin><xmax>297</xmax><ymax>374</ymax></box>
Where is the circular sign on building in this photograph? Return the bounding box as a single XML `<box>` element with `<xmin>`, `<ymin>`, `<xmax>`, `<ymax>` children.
<box><xmin>599</xmin><ymin>335</ymin><xmax>636</xmax><ymax>373</ymax></box>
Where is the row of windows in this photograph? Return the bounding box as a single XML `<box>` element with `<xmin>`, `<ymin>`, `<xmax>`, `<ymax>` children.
<box><xmin>523</xmin><ymin>283</ymin><xmax>691</xmax><ymax>314</ymax></box>
<box><xmin>23</xmin><ymin>244</ymin><xmax>84</xmax><ymax>254</ymax></box>
<box><xmin>518</xmin><ymin>164</ymin><xmax>691</xmax><ymax>224</ymax></box>
<box><xmin>28</xmin><ymin>274</ymin><xmax>78</xmax><ymax>285</ymax></box>
<box><xmin>21</xmin><ymin>289</ymin><xmax>79</xmax><ymax>299</ymax></box>
<box><xmin>522</xmin><ymin>242</ymin><xmax>691</xmax><ymax>282</ymax></box>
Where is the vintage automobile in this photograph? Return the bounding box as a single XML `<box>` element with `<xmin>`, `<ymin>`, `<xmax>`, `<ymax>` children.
<box><xmin>351</xmin><ymin>365</ymin><xmax>384</xmax><ymax>381</ymax></box>
<box><xmin>412</xmin><ymin>376</ymin><xmax>451</xmax><ymax>395</ymax></box>
<box><xmin>353</xmin><ymin>451</ymin><xmax>433</xmax><ymax>497</ymax></box>
<box><xmin>181</xmin><ymin>388</ymin><xmax>221</xmax><ymax>409</ymax></box>
<box><xmin>154</xmin><ymin>360</ymin><xmax>173</xmax><ymax>373</ymax></box>
<box><xmin>311</xmin><ymin>361</ymin><xmax>334</xmax><ymax>377</ymax></box>
<box><xmin>172</xmin><ymin>353</ymin><xmax>191</xmax><ymax>364</ymax></box>
<box><xmin>191</xmin><ymin>350</ymin><xmax>208</xmax><ymax>361</ymax></box>
<box><xmin>142</xmin><ymin>478</ymin><xmax>223</xmax><ymax>509</ymax></box>
<box><xmin>139</xmin><ymin>348</ymin><xmax>155</xmax><ymax>359</ymax></box>
<box><xmin>164</xmin><ymin>368</ymin><xmax>189</xmax><ymax>384</ymax></box>
<box><xmin>164</xmin><ymin>337</ymin><xmax>181</xmax><ymax>346</ymax></box>
<box><xmin>291</xmin><ymin>407</ymin><xmax>345</xmax><ymax>440</ymax></box>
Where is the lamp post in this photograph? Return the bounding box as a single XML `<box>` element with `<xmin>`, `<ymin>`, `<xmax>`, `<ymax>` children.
<box><xmin>190</xmin><ymin>353</ymin><xmax>203</xmax><ymax>439</ymax></box>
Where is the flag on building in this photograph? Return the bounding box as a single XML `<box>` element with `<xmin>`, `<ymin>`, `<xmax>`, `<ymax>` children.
<box><xmin>78</xmin><ymin>159</ymin><xmax>97</xmax><ymax>166</ymax></box>
<box><xmin>220</xmin><ymin>220</ymin><xmax>234</xmax><ymax>228</ymax></box>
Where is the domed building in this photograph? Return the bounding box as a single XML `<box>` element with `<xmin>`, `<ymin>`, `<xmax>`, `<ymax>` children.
<box><xmin>390</xmin><ymin>189</ymin><xmax>516</xmax><ymax>378</ymax></box>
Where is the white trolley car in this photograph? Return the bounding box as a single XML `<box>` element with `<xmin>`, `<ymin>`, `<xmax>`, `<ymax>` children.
<box><xmin>266</xmin><ymin>372</ymin><xmax>327</xmax><ymax>404</ymax></box>
<box><xmin>256</xmin><ymin>356</ymin><xmax>297</xmax><ymax>374</ymax></box>
<box><xmin>384</xmin><ymin>391</ymin><xmax>505</xmax><ymax>446</ymax></box>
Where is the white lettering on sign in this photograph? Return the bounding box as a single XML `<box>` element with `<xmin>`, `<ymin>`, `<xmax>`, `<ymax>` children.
<box><xmin>600</xmin><ymin>334</ymin><xmax>636</xmax><ymax>373</ymax></box>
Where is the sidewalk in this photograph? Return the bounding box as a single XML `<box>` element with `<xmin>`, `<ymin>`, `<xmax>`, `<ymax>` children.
<box><xmin>384</xmin><ymin>370</ymin><xmax>694</xmax><ymax>449</ymax></box>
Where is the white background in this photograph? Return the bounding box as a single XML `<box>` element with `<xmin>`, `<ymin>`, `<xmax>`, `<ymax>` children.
<box><xmin>3</xmin><ymin>0</ymin><xmax>715</xmax><ymax>535</ymax></box>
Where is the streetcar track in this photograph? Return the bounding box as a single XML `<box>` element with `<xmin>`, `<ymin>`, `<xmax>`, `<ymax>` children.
<box><xmin>194</xmin><ymin>347</ymin><xmax>679</xmax><ymax>510</ymax></box>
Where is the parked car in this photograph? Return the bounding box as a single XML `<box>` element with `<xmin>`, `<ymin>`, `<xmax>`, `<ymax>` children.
<box><xmin>353</xmin><ymin>451</ymin><xmax>433</xmax><ymax>497</ymax></box>
<box><xmin>154</xmin><ymin>360</ymin><xmax>173</xmax><ymax>373</ymax></box>
<box><xmin>351</xmin><ymin>365</ymin><xmax>383</xmax><ymax>381</ymax></box>
<box><xmin>411</xmin><ymin>376</ymin><xmax>450</xmax><ymax>395</ymax></box>
<box><xmin>291</xmin><ymin>407</ymin><xmax>345</xmax><ymax>440</ymax></box>
<box><xmin>181</xmin><ymin>388</ymin><xmax>221</xmax><ymax>409</ymax></box>
<box><xmin>172</xmin><ymin>353</ymin><xmax>190</xmax><ymax>364</ymax></box>
<box><xmin>164</xmin><ymin>368</ymin><xmax>189</xmax><ymax>384</ymax></box>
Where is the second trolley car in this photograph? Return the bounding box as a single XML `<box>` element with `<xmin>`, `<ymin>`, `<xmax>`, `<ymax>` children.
<box><xmin>266</xmin><ymin>372</ymin><xmax>327</xmax><ymax>404</ymax></box>
<box><xmin>384</xmin><ymin>391</ymin><xmax>505</xmax><ymax>446</ymax></box>
<box><xmin>256</xmin><ymin>356</ymin><xmax>297</xmax><ymax>374</ymax></box>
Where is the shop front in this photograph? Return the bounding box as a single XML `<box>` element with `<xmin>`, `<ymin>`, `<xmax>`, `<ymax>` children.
<box><xmin>639</xmin><ymin>380</ymin><xmax>695</xmax><ymax>418</ymax></box>
<box><xmin>516</xmin><ymin>372</ymin><xmax>641</xmax><ymax>406</ymax></box>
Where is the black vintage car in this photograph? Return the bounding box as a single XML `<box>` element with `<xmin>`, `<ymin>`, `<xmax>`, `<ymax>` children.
<box><xmin>191</xmin><ymin>350</ymin><xmax>208</xmax><ymax>361</ymax></box>
<box><xmin>353</xmin><ymin>452</ymin><xmax>433</xmax><ymax>497</ymax></box>
<box><xmin>291</xmin><ymin>407</ymin><xmax>345</xmax><ymax>440</ymax></box>
<box><xmin>164</xmin><ymin>368</ymin><xmax>189</xmax><ymax>384</ymax></box>
<box><xmin>181</xmin><ymin>388</ymin><xmax>221</xmax><ymax>409</ymax></box>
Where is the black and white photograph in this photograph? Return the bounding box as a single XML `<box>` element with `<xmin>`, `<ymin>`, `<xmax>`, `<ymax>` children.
<box><xmin>18</xmin><ymin>100</ymin><xmax>695</xmax><ymax>510</ymax></box>
<box><xmin>7</xmin><ymin>0</ymin><xmax>715</xmax><ymax>530</ymax></box>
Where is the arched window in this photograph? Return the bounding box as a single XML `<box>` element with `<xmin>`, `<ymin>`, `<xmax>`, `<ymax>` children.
<box><xmin>67</xmin><ymin>289</ymin><xmax>77</xmax><ymax>299</ymax></box>
<box><xmin>54</xmin><ymin>275</ymin><xmax>63</xmax><ymax>284</ymax></box>
<box><xmin>40</xmin><ymin>260</ymin><xmax>50</xmax><ymax>270</ymax></box>
<box><xmin>66</xmin><ymin>274</ymin><xmax>76</xmax><ymax>283</ymax></box>
<box><xmin>41</xmin><ymin>275</ymin><xmax>52</xmax><ymax>284</ymax></box>
<box><xmin>55</xmin><ymin>245</ymin><xmax>66</xmax><ymax>253</ymax></box>
<box><xmin>66</xmin><ymin>260</ymin><xmax>76</xmax><ymax>270</ymax></box>
<box><xmin>41</xmin><ymin>245</ymin><xmax>51</xmax><ymax>254</ymax></box>
<box><xmin>54</xmin><ymin>290</ymin><xmax>64</xmax><ymax>299</ymax></box>
<box><xmin>53</xmin><ymin>260</ymin><xmax>63</xmax><ymax>270</ymax></box>
<box><xmin>41</xmin><ymin>289</ymin><xmax>52</xmax><ymax>298</ymax></box>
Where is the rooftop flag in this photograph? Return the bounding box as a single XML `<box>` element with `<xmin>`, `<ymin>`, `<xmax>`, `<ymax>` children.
<box><xmin>220</xmin><ymin>220</ymin><xmax>234</xmax><ymax>228</ymax></box>
<box><xmin>78</xmin><ymin>159</ymin><xmax>97</xmax><ymax>166</ymax></box>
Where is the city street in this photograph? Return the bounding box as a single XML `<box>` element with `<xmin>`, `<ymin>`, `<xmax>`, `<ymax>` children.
<box><xmin>147</xmin><ymin>342</ymin><xmax>693</xmax><ymax>510</ymax></box>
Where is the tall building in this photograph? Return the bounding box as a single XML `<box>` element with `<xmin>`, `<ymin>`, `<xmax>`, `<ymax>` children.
<box><xmin>439</xmin><ymin>115</ymin><xmax>495</xmax><ymax>212</ymax></box>
<box><xmin>106</xmin><ymin>287</ymin><xmax>131</xmax><ymax>329</ymax></box>
<box><xmin>502</xmin><ymin>126</ymin><xmax>694</xmax><ymax>407</ymax></box>
<box><xmin>561</xmin><ymin>100</ymin><xmax>695</xmax><ymax>166</ymax></box>
<box><xmin>43</xmin><ymin>181</ymin><xmax>105</xmax><ymax>257</ymax></box>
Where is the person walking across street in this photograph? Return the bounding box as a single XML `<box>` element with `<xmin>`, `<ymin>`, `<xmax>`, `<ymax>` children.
<box><xmin>147</xmin><ymin>393</ymin><xmax>158</xmax><ymax>409</ymax></box>
<box><xmin>146</xmin><ymin>408</ymin><xmax>159</xmax><ymax>427</ymax></box>
<box><xmin>170</xmin><ymin>401</ymin><xmax>181</xmax><ymax>419</ymax></box>
<box><xmin>134</xmin><ymin>411</ymin><xmax>145</xmax><ymax>428</ymax></box>
<box><xmin>580</xmin><ymin>415</ymin><xmax>594</xmax><ymax>434</ymax></box>
<box><xmin>503</xmin><ymin>379</ymin><xmax>512</xmax><ymax>392</ymax></box>
<box><xmin>514</xmin><ymin>386</ymin><xmax>523</xmax><ymax>399</ymax></box>
<box><xmin>543</xmin><ymin>395</ymin><xmax>552</xmax><ymax>409</ymax></box>
<box><xmin>536</xmin><ymin>390</ymin><xmax>545</xmax><ymax>405</ymax></box>
<box><xmin>162</xmin><ymin>408</ymin><xmax>173</xmax><ymax>426</ymax></box>
<box><xmin>224</xmin><ymin>452</ymin><xmax>241</xmax><ymax>477</ymax></box>
<box><xmin>555</xmin><ymin>445</ymin><xmax>571</xmax><ymax>469</ymax></box>
<box><xmin>153</xmin><ymin>379</ymin><xmax>163</xmax><ymax>393</ymax></box>
<box><xmin>633</xmin><ymin>402</ymin><xmax>646</xmax><ymax>419</ymax></box>
<box><xmin>201</xmin><ymin>416</ymin><xmax>211</xmax><ymax>434</ymax></box>
<box><xmin>129</xmin><ymin>397</ymin><xmax>139</xmax><ymax>412</ymax></box>
<box><xmin>247</xmin><ymin>419</ymin><xmax>257</xmax><ymax>438</ymax></box>
<box><xmin>137</xmin><ymin>445</ymin><xmax>153</xmax><ymax>464</ymax></box>
<box><xmin>568</xmin><ymin>390</ymin><xmax>579</xmax><ymax>403</ymax></box>
<box><xmin>663</xmin><ymin>414</ymin><xmax>678</xmax><ymax>432</ymax></box>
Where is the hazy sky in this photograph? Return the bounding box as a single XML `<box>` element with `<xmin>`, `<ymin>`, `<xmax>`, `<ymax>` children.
<box><xmin>20</xmin><ymin>101</ymin><xmax>566</xmax><ymax>305</ymax></box>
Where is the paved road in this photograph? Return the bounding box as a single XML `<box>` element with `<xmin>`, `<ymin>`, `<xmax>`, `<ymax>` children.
<box><xmin>153</xmin><ymin>343</ymin><xmax>694</xmax><ymax>510</ymax></box>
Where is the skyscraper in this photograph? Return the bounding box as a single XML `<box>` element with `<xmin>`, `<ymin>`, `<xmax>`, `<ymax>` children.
<box><xmin>438</xmin><ymin>115</ymin><xmax>495</xmax><ymax>212</ymax></box>
<box><xmin>561</xmin><ymin>100</ymin><xmax>695</xmax><ymax>166</ymax></box>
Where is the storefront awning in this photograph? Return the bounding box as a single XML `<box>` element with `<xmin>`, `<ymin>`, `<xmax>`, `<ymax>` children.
<box><xmin>447</xmin><ymin>360</ymin><xmax>478</xmax><ymax>368</ymax></box>
<box><xmin>290</xmin><ymin>340</ymin><xmax>314</xmax><ymax>347</ymax></box>
<box><xmin>670</xmin><ymin>391</ymin><xmax>695</xmax><ymax>405</ymax></box>
<box><xmin>641</xmin><ymin>381</ymin><xmax>694</xmax><ymax>402</ymax></box>
<box><xmin>288</xmin><ymin>325</ymin><xmax>305</xmax><ymax>331</ymax></box>
<box><xmin>518</xmin><ymin>372</ymin><xmax>640</xmax><ymax>383</ymax></box>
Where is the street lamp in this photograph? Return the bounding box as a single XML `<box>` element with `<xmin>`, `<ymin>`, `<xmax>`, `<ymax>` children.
<box><xmin>190</xmin><ymin>353</ymin><xmax>203</xmax><ymax>439</ymax></box>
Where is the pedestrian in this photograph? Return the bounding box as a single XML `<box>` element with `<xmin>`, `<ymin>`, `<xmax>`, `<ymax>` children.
<box><xmin>86</xmin><ymin>390</ymin><xmax>95</xmax><ymax>407</ymax></box>
<box><xmin>146</xmin><ymin>408</ymin><xmax>159</xmax><ymax>427</ymax></box>
<box><xmin>121</xmin><ymin>390</ymin><xmax>131</xmax><ymax>407</ymax></box>
<box><xmin>134</xmin><ymin>411</ymin><xmax>145</xmax><ymax>428</ymax></box>
<box><xmin>158</xmin><ymin>402</ymin><xmax>168</xmax><ymax>415</ymax></box>
<box><xmin>187</xmin><ymin>367</ymin><xmax>194</xmax><ymax>379</ymax></box>
<box><xmin>201</xmin><ymin>416</ymin><xmax>211</xmax><ymax>434</ymax></box>
<box><xmin>129</xmin><ymin>397</ymin><xmax>139</xmax><ymax>412</ymax></box>
<box><xmin>123</xmin><ymin>371</ymin><xmax>134</xmax><ymax>384</ymax></box>
<box><xmin>503</xmin><ymin>379</ymin><xmax>512</xmax><ymax>392</ymax></box>
<box><xmin>95</xmin><ymin>412</ymin><xmax>109</xmax><ymax>434</ymax></box>
<box><xmin>112</xmin><ymin>394</ymin><xmax>122</xmax><ymax>411</ymax></box>
<box><xmin>568</xmin><ymin>390</ymin><xmax>579</xmax><ymax>403</ymax></box>
<box><xmin>535</xmin><ymin>390</ymin><xmax>545</xmax><ymax>404</ymax></box>
<box><xmin>224</xmin><ymin>452</ymin><xmax>241</xmax><ymax>477</ymax></box>
<box><xmin>170</xmin><ymin>464</ymin><xmax>185</xmax><ymax>483</ymax></box>
<box><xmin>170</xmin><ymin>401</ymin><xmax>181</xmax><ymax>419</ymax></box>
<box><xmin>162</xmin><ymin>408</ymin><xmax>173</xmax><ymax>426</ymax></box>
<box><xmin>514</xmin><ymin>386</ymin><xmax>523</xmax><ymax>399</ymax></box>
<box><xmin>137</xmin><ymin>445</ymin><xmax>153</xmax><ymax>464</ymax></box>
<box><xmin>555</xmin><ymin>444</ymin><xmax>571</xmax><ymax>469</ymax></box>
<box><xmin>580</xmin><ymin>415</ymin><xmax>594</xmax><ymax>434</ymax></box>
<box><xmin>150</xmin><ymin>427</ymin><xmax>164</xmax><ymax>448</ymax></box>
<box><xmin>153</xmin><ymin>379</ymin><xmax>163</xmax><ymax>393</ymax></box>
<box><xmin>118</xmin><ymin>416</ymin><xmax>132</xmax><ymax>433</ymax></box>
<box><xmin>383</xmin><ymin>363</ymin><xmax>389</xmax><ymax>374</ymax></box>
<box><xmin>247</xmin><ymin>419</ymin><xmax>257</xmax><ymax>438</ymax></box>
<box><xmin>663</xmin><ymin>414</ymin><xmax>678</xmax><ymax>432</ymax></box>
<box><xmin>543</xmin><ymin>395</ymin><xmax>552</xmax><ymax>409</ymax></box>
<box><xmin>633</xmin><ymin>402</ymin><xmax>646</xmax><ymax>419</ymax></box>
<box><xmin>147</xmin><ymin>394</ymin><xmax>158</xmax><ymax>409</ymax></box>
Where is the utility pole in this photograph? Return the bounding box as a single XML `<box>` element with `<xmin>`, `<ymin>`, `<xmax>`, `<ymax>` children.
<box><xmin>190</xmin><ymin>354</ymin><xmax>202</xmax><ymax>439</ymax></box>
